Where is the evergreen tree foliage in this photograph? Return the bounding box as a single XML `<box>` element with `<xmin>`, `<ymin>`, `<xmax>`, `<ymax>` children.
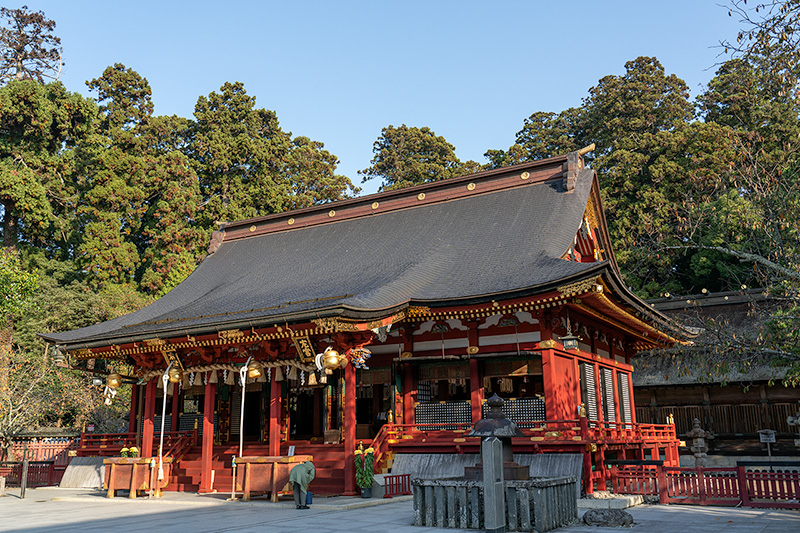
<box><xmin>190</xmin><ymin>82</ymin><xmax>356</xmax><ymax>226</ymax></box>
<box><xmin>0</xmin><ymin>80</ymin><xmax>96</xmax><ymax>249</ymax></box>
<box><xmin>360</xmin><ymin>124</ymin><xmax>477</xmax><ymax>191</ymax></box>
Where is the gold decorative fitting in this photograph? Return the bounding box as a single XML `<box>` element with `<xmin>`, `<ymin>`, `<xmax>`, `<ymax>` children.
<box><xmin>287</xmin><ymin>218</ymin><xmax>294</xmax><ymax>225</ymax></box>
<box><xmin>417</xmin><ymin>193</ymin><xmax>425</xmax><ymax>200</ymax></box>
<box><xmin>521</xmin><ymin>171</ymin><xmax>530</xmax><ymax>180</ymax></box>
<box><xmin>372</xmin><ymin>202</ymin><xmax>379</xmax><ymax>209</ymax></box>
<box><xmin>328</xmin><ymin>210</ymin><xmax>336</xmax><ymax>217</ymax></box>
<box><xmin>218</xmin><ymin>329</ymin><xmax>244</xmax><ymax>339</ymax></box>
<box><xmin>557</xmin><ymin>277</ymin><xmax>602</xmax><ymax>297</ymax></box>
<box><xmin>400</xmin><ymin>351</ymin><xmax>412</xmax><ymax>359</ymax></box>
<box><xmin>405</xmin><ymin>306</ymin><xmax>431</xmax><ymax>317</ymax></box>
<box><xmin>249</xmin><ymin>225</ymin><xmax>256</xmax><ymax>232</ymax></box>
<box><xmin>143</xmin><ymin>338</ymin><xmax>166</xmax><ymax>346</ymax></box>
<box><xmin>73</xmin><ymin>348</ymin><xmax>91</xmax><ymax>359</ymax></box>
<box><xmin>467</xmin><ymin>183</ymin><xmax>476</xmax><ymax>191</ymax></box>
<box><xmin>539</xmin><ymin>339</ymin><xmax>557</xmax><ymax>349</ymax></box>
<box><xmin>467</xmin><ymin>346</ymin><xmax>479</xmax><ymax>355</ymax></box>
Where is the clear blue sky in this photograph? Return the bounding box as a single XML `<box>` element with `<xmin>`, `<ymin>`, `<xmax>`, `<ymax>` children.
<box><xmin>22</xmin><ymin>1</ymin><xmax>742</xmax><ymax>195</ymax></box>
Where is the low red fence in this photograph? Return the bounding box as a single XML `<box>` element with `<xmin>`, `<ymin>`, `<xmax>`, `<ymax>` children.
<box><xmin>608</xmin><ymin>461</ymin><xmax>800</xmax><ymax>509</ymax></box>
<box><xmin>383</xmin><ymin>473</ymin><xmax>412</xmax><ymax>498</ymax></box>
<box><xmin>0</xmin><ymin>461</ymin><xmax>62</xmax><ymax>487</ymax></box>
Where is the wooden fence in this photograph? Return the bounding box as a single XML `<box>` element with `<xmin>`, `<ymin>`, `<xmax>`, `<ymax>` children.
<box><xmin>0</xmin><ymin>461</ymin><xmax>61</xmax><ymax>487</ymax></box>
<box><xmin>608</xmin><ymin>461</ymin><xmax>800</xmax><ymax>509</ymax></box>
<box><xmin>10</xmin><ymin>440</ymin><xmax>77</xmax><ymax>466</ymax></box>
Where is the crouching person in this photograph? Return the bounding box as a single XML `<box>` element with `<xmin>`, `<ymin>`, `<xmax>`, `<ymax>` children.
<box><xmin>289</xmin><ymin>460</ymin><xmax>315</xmax><ymax>509</ymax></box>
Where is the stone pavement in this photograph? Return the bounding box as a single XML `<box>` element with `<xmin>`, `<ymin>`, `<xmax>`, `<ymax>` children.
<box><xmin>0</xmin><ymin>487</ymin><xmax>799</xmax><ymax>533</ymax></box>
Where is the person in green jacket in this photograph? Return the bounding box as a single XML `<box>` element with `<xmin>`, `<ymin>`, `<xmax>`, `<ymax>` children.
<box><xmin>289</xmin><ymin>460</ymin><xmax>315</xmax><ymax>509</ymax></box>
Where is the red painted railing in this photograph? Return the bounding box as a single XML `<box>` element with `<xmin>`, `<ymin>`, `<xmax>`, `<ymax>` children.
<box><xmin>608</xmin><ymin>462</ymin><xmax>800</xmax><ymax>509</ymax></box>
<box><xmin>78</xmin><ymin>431</ymin><xmax>196</xmax><ymax>457</ymax></box>
<box><xmin>10</xmin><ymin>440</ymin><xmax>77</xmax><ymax>466</ymax></box>
<box><xmin>163</xmin><ymin>429</ymin><xmax>198</xmax><ymax>462</ymax></box>
<box><xmin>383</xmin><ymin>473</ymin><xmax>412</xmax><ymax>498</ymax></box>
<box><xmin>377</xmin><ymin>419</ymin><xmax>676</xmax><ymax>445</ymax></box>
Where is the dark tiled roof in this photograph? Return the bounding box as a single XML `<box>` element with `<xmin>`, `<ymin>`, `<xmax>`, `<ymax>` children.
<box><xmin>43</xmin><ymin>164</ymin><xmax>600</xmax><ymax>348</ymax></box>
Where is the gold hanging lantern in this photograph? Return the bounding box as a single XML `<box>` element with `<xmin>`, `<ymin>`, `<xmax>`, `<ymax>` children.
<box><xmin>107</xmin><ymin>373</ymin><xmax>122</xmax><ymax>389</ymax></box>
<box><xmin>247</xmin><ymin>360</ymin><xmax>264</xmax><ymax>379</ymax></box>
<box><xmin>323</xmin><ymin>347</ymin><xmax>343</xmax><ymax>370</ymax></box>
<box><xmin>168</xmin><ymin>367</ymin><xmax>183</xmax><ymax>383</ymax></box>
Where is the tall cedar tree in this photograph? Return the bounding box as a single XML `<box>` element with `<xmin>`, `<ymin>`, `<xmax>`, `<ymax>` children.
<box><xmin>190</xmin><ymin>82</ymin><xmax>356</xmax><ymax>227</ymax></box>
<box><xmin>80</xmin><ymin>64</ymin><xmax>204</xmax><ymax>293</ymax></box>
<box><xmin>0</xmin><ymin>80</ymin><xmax>96</xmax><ymax>249</ymax></box>
<box><xmin>0</xmin><ymin>5</ymin><xmax>62</xmax><ymax>83</ymax></box>
<box><xmin>360</xmin><ymin>124</ymin><xmax>479</xmax><ymax>191</ymax></box>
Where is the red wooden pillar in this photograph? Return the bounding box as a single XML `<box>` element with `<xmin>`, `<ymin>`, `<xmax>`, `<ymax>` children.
<box><xmin>199</xmin><ymin>380</ymin><xmax>216</xmax><ymax>493</ymax></box>
<box><xmin>268</xmin><ymin>376</ymin><xmax>281</xmax><ymax>456</ymax></box>
<box><xmin>142</xmin><ymin>379</ymin><xmax>156</xmax><ymax>458</ymax></box>
<box><xmin>541</xmin><ymin>349</ymin><xmax>557</xmax><ymax>420</ymax></box>
<box><xmin>627</xmin><ymin>372</ymin><xmax>637</xmax><ymax>424</ymax></box>
<box><xmin>128</xmin><ymin>384</ymin><xmax>139</xmax><ymax>434</ymax></box>
<box><xmin>343</xmin><ymin>361</ymin><xmax>357</xmax><ymax>495</ymax></box>
<box><xmin>170</xmin><ymin>383</ymin><xmax>181</xmax><ymax>434</ymax></box>
<box><xmin>469</xmin><ymin>358</ymin><xmax>483</xmax><ymax>423</ymax></box>
<box><xmin>402</xmin><ymin>363</ymin><xmax>415</xmax><ymax>427</ymax></box>
<box><xmin>596</xmin><ymin>447</ymin><xmax>607</xmax><ymax>491</ymax></box>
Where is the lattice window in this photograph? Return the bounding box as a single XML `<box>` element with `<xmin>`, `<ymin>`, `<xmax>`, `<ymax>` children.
<box><xmin>414</xmin><ymin>401</ymin><xmax>471</xmax><ymax>429</ymax></box>
<box><xmin>482</xmin><ymin>397</ymin><xmax>545</xmax><ymax>428</ymax></box>
<box><xmin>417</xmin><ymin>380</ymin><xmax>432</xmax><ymax>403</ymax></box>
<box><xmin>141</xmin><ymin>412</ymin><xmax>218</xmax><ymax>436</ymax></box>
<box><xmin>579</xmin><ymin>362</ymin><xmax>599</xmax><ymax>421</ymax></box>
<box><xmin>617</xmin><ymin>372</ymin><xmax>632</xmax><ymax>424</ymax></box>
<box><xmin>600</xmin><ymin>367</ymin><xmax>617</xmax><ymax>424</ymax></box>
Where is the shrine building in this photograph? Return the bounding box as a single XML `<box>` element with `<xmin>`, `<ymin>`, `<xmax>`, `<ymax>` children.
<box><xmin>41</xmin><ymin>149</ymin><xmax>691</xmax><ymax>495</ymax></box>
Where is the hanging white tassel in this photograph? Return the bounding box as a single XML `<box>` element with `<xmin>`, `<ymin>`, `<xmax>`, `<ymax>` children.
<box><xmin>267</xmin><ymin>367</ymin><xmax>272</xmax><ymax>382</ymax></box>
<box><xmin>300</xmin><ymin>370</ymin><xmax>305</xmax><ymax>386</ymax></box>
<box><xmin>189</xmin><ymin>372</ymin><xmax>196</xmax><ymax>387</ymax></box>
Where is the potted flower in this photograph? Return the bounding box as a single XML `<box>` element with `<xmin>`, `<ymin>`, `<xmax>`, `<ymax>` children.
<box><xmin>354</xmin><ymin>446</ymin><xmax>374</xmax><ymax>498</ymax></box>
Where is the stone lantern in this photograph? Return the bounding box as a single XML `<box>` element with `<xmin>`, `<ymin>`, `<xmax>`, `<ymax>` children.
<box><xmin>685</xmin><ymin>418</ymin><xmax>710</xmax><ymax>467</ymax></box>
<box><xmin>465</xmin><ymin>394</ymin><xmax>529</xmax><ymax>480</ymax></box>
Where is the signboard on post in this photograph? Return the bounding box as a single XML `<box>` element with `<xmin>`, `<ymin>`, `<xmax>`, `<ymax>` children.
<box><xmin>759</xmin><ymin>429</ymin><xmax>776</xmax><ymax>443</ymax></box>
<box><xmin>758</xmin><ymin>429</ymin><xmax>777</xmax><ymax>459</ymax></box>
